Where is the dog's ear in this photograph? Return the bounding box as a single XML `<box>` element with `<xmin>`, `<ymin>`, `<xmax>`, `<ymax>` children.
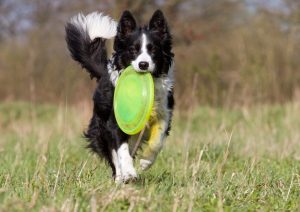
<box><xmin>118</xmin><ymin>10</ymin><xmax>136</xmax><ymax>36</ymax></box>
<box><xmin>148</xmin><ymin>10</ymin><xmax>169</xmax><ymax>38</ymax></box>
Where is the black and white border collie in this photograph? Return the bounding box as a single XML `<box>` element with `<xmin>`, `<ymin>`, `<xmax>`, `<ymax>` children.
<box><xmin>65</xmin><ymin>10</ymin><xmax>174</xmax><ymax>183</ymax></box>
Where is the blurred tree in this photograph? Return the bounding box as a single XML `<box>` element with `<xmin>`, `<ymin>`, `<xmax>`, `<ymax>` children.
<box><xmin>0</xmin><ymin>0</ymin><xmax>32</xmax><ymax>41</ymax></box>
<box><xmin>1</xmin><ymin>0</ymin><xmax>300</xmax><ymax>107</ymax></box>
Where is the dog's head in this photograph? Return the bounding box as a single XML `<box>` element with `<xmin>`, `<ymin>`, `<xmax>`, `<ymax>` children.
<box><xmin>114</xmin><ymin>10</ymin><xmax>174</xmax><ymax>77</ymax></box>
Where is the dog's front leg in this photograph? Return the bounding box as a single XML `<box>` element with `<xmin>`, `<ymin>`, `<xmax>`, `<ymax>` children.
<box><xmin>140</xmin><ymin>118</ymin><xmax>168</xmax><ymax>170</ymax></box>
<box><xmin>112</xmin><ymin>140</ymin><xmax>138</xmax><ymax>183</ymax></box>
<box><xmin>109</xmin><ymin>117</ymin><xmax>137</xmax><ymax>183</ymax></box>
<box><xmin>116</xmin><ymin>141</ymin><xmax>137</xmax><ymax>182</ymax></box>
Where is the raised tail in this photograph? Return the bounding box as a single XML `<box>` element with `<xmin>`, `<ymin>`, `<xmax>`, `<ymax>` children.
<box><xmin>65</xmin><ymin>12</ymin><xmax>117</xmax><ymax>79</ymax></box>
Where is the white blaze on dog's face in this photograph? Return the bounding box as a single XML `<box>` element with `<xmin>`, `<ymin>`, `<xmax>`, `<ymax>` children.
<box><xmin>131</xmin><ymin>33</ymin><xmax>155</xmax><ymax>73</ymax></box>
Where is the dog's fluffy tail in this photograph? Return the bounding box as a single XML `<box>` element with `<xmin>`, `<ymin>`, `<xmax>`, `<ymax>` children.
<box><xmin>65</xmin><ymin>12</ymin><xmax>117</xmax><ymax>79</ymax></box>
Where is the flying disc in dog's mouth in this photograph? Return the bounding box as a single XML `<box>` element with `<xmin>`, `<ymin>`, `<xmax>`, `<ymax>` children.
<box><xmin>114</xmin><ymin>65</ymin><xmax>154</xmax><ymax>135</ymax></box>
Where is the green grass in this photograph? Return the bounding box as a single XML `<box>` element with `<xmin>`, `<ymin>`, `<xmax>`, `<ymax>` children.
<box><xmin>0</xmin><ymin>102</ymin><xmax>300</xmax><ymax>211</ymax></box>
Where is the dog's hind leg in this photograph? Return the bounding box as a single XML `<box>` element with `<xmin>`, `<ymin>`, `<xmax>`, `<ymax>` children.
<box><xmin>85</xmin><ymin>115</ymin><xmax>118</xmax><ymax>179</ymax></box>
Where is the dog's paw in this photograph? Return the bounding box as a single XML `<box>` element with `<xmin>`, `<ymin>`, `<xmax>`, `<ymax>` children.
<box><xmin>122</xmin><ymin>167</ymin><xmax>138</xmax><ymax>183</ymax></box>
<box><xmin>140</xmin><ymin>159</ymin><xmax>153</xmax><ymax>171</ymax></box>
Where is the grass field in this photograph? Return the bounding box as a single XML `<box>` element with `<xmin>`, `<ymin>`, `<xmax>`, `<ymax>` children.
<box><xmin>0</xmin><ymin>102</ymin><xmax>300</xmax><ymax>211</ymax></box>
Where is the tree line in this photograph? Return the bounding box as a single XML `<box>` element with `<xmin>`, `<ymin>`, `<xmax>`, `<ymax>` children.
<box><xmin>1</xmin><ymin>0</ymin><xmax>300</xmax><ymax>108</ymax></box>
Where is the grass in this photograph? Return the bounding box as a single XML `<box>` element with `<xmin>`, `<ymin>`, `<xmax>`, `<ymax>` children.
<box><xmin>0</xmin><ymin>101</ymin><xmax>300</xmax><ymax>211</ymax></box>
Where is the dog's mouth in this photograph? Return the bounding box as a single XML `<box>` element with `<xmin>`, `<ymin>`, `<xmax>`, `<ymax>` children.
<box><xmin>131</xmin><ymin>63</ymin><xmax>155</xmax><ymax>74</ymax></box>
<box><xmin>134</xmin><ymin>69</ymin><xmax>152</xmax><ymax>73</ymax></box>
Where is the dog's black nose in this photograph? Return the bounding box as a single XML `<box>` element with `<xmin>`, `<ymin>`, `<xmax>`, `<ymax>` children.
<box><xmin>138</xmin><ymin>62</ymin><xmax>149</xmax><ymax>70</ymax></box>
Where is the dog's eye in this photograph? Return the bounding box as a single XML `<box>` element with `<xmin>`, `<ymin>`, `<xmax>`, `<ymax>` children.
<box><xmin>147</xmin><ymin>44</ymin><xmax>155</xmax><ymax>52</ymax></box>
<box><xmin>129</xmin><ymin>46</ymin><xmax>136</xmax><ymax>54</ymax></box>
<box><xmin>134</xmin><ymin>44</ymin><xmax>140</xmax><ymax>51</ymax></box>
<box><xmin>129</xmin><ymin>44</ymin><xmax>140</xmax><ymax>54</ymax></box>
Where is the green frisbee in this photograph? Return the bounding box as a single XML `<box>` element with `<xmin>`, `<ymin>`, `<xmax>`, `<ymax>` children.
<box><xmin>114</xmin><ymin>66</ymin><xmax>154</xmax><ymax>135</ymax></box>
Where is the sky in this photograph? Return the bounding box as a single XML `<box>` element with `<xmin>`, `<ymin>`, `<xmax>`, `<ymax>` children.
<box><xmin>245</xmin><ymin>0</ymin><xmax>288</xmax><ymax>13</ymax></box>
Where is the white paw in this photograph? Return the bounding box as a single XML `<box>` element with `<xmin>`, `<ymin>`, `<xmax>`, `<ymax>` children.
<box><xmin>121</xmin><ymin>167</ymin><xmax>138</xmax><ymax>183</ymax></box>
<box><xmin>140</xmin><ymin>159</ymin><xmax>153</xmax><ymax>171</ymax></box>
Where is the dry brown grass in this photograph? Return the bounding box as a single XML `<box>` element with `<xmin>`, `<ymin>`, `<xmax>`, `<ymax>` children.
<box><xmin>1</xmin><ymin>101</ymin><xmax>300</xmax><ymax>210</ymax></box>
